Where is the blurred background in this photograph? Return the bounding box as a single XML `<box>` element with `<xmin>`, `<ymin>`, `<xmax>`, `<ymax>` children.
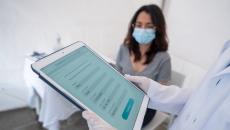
<box><xmin>0</xmin><ymin>0</ymin><xmax>230</xmax><ymax>129</ymax></box>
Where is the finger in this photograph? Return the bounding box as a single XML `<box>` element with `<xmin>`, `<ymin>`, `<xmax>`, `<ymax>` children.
<box><xmin>82</xmin><ymin>111</ymin><xmax>116</xmax><ymax>130</ymax></box>
<box><xmin>124</xmin><ymin>74</ymin><xmax>141</xmax><ymax>83</ymax></box>
<box><xmin>94</xmin><ymin>125</ymin><xmax>113</xmax><ymax>129</ymax></box>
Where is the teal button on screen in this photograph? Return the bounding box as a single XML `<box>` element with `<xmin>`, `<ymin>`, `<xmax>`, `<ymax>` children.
<box><xmin>122</xmin><ymin>98</ymin><xmax>134</xmax><ymax>120</ymax></box>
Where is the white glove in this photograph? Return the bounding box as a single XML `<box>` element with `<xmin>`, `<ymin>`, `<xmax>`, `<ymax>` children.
<box><xmin>82</xmin><ymin>111</ymin><xmax>117</xmax><ymax>130</ymax></box>
<box><xmin>125</xmin><ymin>74</ymin><xmax>151</xmax><ymax>93</ymax></box>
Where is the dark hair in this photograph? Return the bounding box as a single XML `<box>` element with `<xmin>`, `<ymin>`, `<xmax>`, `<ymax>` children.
<box><xmin>124</xmin><ymin>4</ymin><xmax>168</xmax><ymax>64</ymax></box>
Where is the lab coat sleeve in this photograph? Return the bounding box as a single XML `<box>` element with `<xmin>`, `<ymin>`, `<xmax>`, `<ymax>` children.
<box><xmin>147</xmin><ymin>81</ymin><xmax>192</xmax><ymax>115</ymax></box>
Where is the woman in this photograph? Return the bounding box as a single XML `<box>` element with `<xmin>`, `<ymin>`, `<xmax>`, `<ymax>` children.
<box><xmin>116</xmin><ymin>4</ymin><xmax>171</xmax><ymax>127</ymax></box>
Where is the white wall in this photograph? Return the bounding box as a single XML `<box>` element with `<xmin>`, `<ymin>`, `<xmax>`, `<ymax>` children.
<box><xmin>166</xmin><ymin>0</ymin><xmax>230</xmax><ymax>70</ymax></box>
<box><xmin>0</xmin><ymin>0</ymin><xmax>160</xmax><ymax>110</ymax></box>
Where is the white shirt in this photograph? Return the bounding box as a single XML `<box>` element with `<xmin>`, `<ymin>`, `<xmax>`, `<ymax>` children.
<box><xmin>147</xmin><ymin>41</ymin><xmax>230</xmax><ymax>130</ymax></box>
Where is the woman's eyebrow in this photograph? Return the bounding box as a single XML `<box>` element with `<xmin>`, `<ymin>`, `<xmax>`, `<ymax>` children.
<box><xmin>135</xmin><ymin>21</ymin><xmax>142</xmax><ymax>24</ymax></box>
<box><xmin>146</xmin><ymin>22</ymin><xmax>154</xmax><ymax>25</ymax></box>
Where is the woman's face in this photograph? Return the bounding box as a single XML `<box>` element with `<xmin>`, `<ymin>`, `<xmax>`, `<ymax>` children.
<box><xmin>134</xmin><ymin>11</ymin><xmax>155</xmax><ymax>29</ymax></box>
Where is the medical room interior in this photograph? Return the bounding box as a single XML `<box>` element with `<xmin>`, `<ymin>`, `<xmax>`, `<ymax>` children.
<box><xmin>0</xmin><ymin>0</ymin><xmax>230</xmax><ymax>130</ymax></box>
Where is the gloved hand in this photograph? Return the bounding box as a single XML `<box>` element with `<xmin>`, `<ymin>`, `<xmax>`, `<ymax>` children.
<box><xmin>82</xmin><ymin>111</ymin><xmax>117</xmax><ymax>130</ymax></box>
<box><xmin>125</xmin><ymin>74</ymin><xmax>151</xmax><ymax>93</ymax></box>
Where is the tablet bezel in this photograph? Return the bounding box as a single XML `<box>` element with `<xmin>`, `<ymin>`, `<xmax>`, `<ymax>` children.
<box><xmin>31</xmin><ymin>41</ymin><xmax>149</xmax><ymax>130</ymax></box>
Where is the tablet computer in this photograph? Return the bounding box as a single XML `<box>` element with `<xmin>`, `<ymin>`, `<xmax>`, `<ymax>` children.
<box><xmin>31</xmin><ymin>41</ymin><xmax>149</xmax><ymax>130</ymax></box>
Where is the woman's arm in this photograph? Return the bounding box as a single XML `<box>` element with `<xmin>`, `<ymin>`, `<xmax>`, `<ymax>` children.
<box><xmin>156</xmin><ymin>55</ymin><xmax>172</xmax><ymax>85</ymax></box>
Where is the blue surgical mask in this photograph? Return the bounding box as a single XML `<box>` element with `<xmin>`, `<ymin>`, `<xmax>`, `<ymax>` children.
<box><xmin>132</xmin><ymin>27</ymin><xmax>156</xmax><ymax>44</ymax></box>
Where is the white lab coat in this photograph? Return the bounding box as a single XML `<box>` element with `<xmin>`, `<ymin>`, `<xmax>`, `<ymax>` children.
<box><xmin>147</xmin><ymin>41</ymin><xmax>230</xmax><ymax>130</ymax></box>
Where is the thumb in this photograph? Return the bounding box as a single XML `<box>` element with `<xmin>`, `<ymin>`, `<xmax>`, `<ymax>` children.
<box><xmin>82</xmin><ymin>111</ymin><xmax>90</xmax><ymax>119</ymax></box>
<box><xmin>82</xmin><ymin>111</ymin><xmax>101</xmax><ymax>126</ymax></box>
<box><xmin>82</xmin><ymin>111</ymin><xmax>99</xmax><ymax>121</ymax></box>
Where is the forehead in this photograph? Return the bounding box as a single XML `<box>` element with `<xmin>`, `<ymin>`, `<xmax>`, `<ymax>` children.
<box><xmin>136</xmin><ymin>11</ymin><xmax>152</xmax><ymax>23</ymax></box>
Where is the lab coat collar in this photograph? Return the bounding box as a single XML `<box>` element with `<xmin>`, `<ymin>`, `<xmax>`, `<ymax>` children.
<box><xmin>211</xmin><ymin>42</ymin><xmax>230</xmax><ymax>78</ymax></box>
<box><xmin>220</xmin><ymin>40</ymin><xmax>230</xmax><ymax>54</ymax></box>
<box><xmin>214</xmin><ymin>65</ymin><xmax>230</xmax><ymax>77</ymax></box>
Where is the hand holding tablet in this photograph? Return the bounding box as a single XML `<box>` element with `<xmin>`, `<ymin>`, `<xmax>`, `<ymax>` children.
<box><xmin>82</xmin><ymin>111</ymin><xmax>117</xmax><ymax>130</ymax></box>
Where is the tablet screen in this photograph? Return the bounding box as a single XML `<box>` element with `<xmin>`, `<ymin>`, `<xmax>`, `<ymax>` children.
<box><xmin>40</xmin><ymin>46</ymin><xmax>145</xmax><ymax>130</ymax></box>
